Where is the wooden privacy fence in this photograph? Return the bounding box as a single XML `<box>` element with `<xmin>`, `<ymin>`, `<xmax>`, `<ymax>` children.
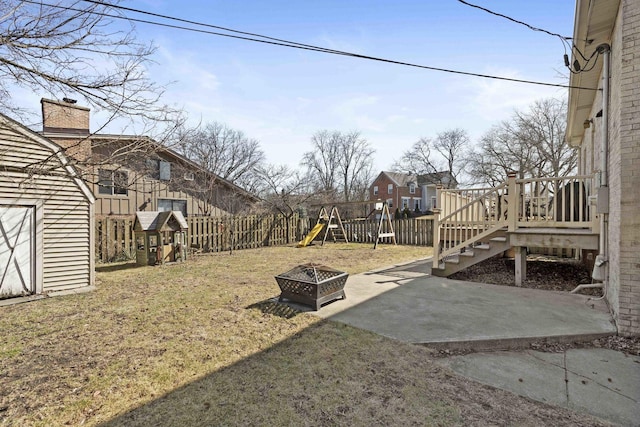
<box><xmin>95</xmin><ymin>213</ymin><xmax>300</xmax><ymax>263</ymax></box>
<box><xmin>334</xmin><ymin>218</ymin><xmax>434</xmax><ymax>246</ymax></box>
<box><xmin>95</xmin><ymin>213</ymin><xmax>435</xmax><ymax>263</ymax></box>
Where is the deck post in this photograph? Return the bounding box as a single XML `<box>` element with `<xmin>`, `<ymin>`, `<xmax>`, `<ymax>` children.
<box><xmin>514</xmin><ymin>246</ymin><xmax>527</xmax><ymax>286</ymax></box>
<box><xmin>432</xmin><ymin>208</ymin><xmax>441</xmax><ymax>269</ymax></box>
<box><xmin>507</xmin><ymin>172</ymin><xmax>518</xmax><ymax>232</ymax></box>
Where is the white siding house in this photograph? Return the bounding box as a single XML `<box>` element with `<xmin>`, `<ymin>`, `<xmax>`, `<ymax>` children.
<box><xmin>0</xmin><ymin>113</ymin><xmax>95</xmax><ymax>298</ymax></box>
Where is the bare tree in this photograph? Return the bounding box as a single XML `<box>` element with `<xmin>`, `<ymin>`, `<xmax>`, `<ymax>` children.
<box><xmin>467</xmin><ymin>97</ymin><xmax>575</xmax><ymax>185</ymax></box>
<box><xmin>1</xmin><ymin>0</ymin><xmax>185</xmax><ymax>193</ymax></box>
<box><xmin>515</xmin><ymin>98</ymin><xmax>576</xmax><ymax>177</ymax></box>
<box><xmin>255</xmin><ymin>164</ymin><xmax>315</xmax><ymax>243</ymax></box>
<box><xmin>391</xmin><ymin>137</ymin><xmax>439</xmax><ymax>176</ymax></box>
<box><xmin>302</xmin><ymin>130</ymin><xmax>375</xmax><ymax>202</ymax></box>
<box><xmin>392</xmin><ymin>129</ymin><xmax>469</xmax><ymax>181</ymax></box>
<box><xmin>1</xmin><ymin>1</ymin><xmax>177</xmax><ymax>125</ymax></box>
<box><xmin>177</xmin><ymin>122</ymin><xmax>266</xmax><ymax>193</ymax></box>
<box><xmin>433</xmin><ymin>128</ymin><xmax>469</xmax><ymax>181</ymax></box>
<box><xmin>302</xmin><ymin>130</ymin><xmax>340</xmax><ymax>197</ymax></box>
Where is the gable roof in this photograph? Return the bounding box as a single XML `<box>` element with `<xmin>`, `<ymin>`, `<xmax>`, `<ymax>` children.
<box><xmin>135</xmin><ymin>210</ymin><xmax>188</xmax><ymax>232</ymax></box>
<box><xmin>378</xmin><ymin>171</ymin><xmax>418</xmax><ymax>186</ymax></box>
<box><xmin>376</xmin><ymin>170</ymin><xmax>456</xmax><ymax>187</ymax></box>
<box><xmin>0</xmin><ymin>112</ymin><xmax>95</xmax><ymax>203</ymax></box>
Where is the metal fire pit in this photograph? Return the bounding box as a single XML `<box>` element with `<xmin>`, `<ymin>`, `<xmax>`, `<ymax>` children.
<box><xmin>275</xmin><ymin>263</ymin><xmax>348</xmax><ymax>310</ymax></box>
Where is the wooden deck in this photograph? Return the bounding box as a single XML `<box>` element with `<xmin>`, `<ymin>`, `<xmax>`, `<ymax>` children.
<box><xmin>508</xmin><ymin>228</ymin><xmax>599</xmax><ymax>251</ymax></box>
<box><xmin>432</xmin><ymin>174</ymin><xmax>600</xmax><ymax>282</ymax></box>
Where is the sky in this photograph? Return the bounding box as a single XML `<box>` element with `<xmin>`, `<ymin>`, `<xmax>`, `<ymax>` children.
<box><xmin>19</xmin><ymin>0</ymin><xmax>577</xmax><ymax>173</ymax></box>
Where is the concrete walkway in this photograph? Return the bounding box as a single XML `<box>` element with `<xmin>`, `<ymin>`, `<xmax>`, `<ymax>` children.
<box><xmin>440</xmin><ymin>348</ymin><xmax>640</xmax><ymax>426</ymax></box>
<box><xmin>294</xmin><ymin>259</ymin><xmax>638</xmax><ymax>426</ymax></box>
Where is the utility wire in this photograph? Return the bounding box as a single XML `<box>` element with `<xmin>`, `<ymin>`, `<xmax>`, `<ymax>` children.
<box><xmin>456</xmin><ymin>0</ymin><xmax>599</xmax><ymax>75</ymax></box>
<box><xmin>23</xmin><ymin>0</ymin><xmax>598</xmax><ymax>91</ymax></box>
<box><xmin>79</xmin><ymin>0</ymin><xmax>346</xmax><ymax>56</ymax></box>
<box><xmin>456</xmin><ymin>0</ymin><xmax>572</xmax><ymax>40</ymax></box>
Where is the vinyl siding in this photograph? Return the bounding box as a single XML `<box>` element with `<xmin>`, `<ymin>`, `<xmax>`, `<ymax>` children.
<box><xmin>0</xmin><ymin>120</ymin><xmax>93</xmax><ymax>293</ymax></box>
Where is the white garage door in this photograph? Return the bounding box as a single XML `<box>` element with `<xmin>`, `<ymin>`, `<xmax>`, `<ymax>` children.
<box><xmin>0</xmin><ymin>205</ymin><xmax>35</xmax><ymax>298</ymax></box>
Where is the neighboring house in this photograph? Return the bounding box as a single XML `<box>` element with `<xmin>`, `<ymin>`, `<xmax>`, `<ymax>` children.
<box><xmin>368</xmin><ymin>171</ymin><xmax>456</xmax><ymax>215</ymax></box>
<box><xmin>0</xmin><ymin>112</ymin><xmax>95</xmax><ymax>298</ymax></box>
<box><xmin>565</xmin><ymin>0</ymin><xmax>639</xmax><ymax>336</ymax></box>
<box><xmin>40</xmin><ymin>98</ymin><xmax>259</xmax><ymax>217</ymax></box>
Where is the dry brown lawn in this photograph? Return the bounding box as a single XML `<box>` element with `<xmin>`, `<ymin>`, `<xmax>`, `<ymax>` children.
<box><xmin>0</xmin><ymin>244</ymin><xmax>606</xmax><ymax>426</ymax></box>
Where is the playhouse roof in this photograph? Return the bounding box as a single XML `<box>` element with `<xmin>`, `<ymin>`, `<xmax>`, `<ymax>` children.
<box><xmin>134</xmin><ymin>211</ymin><xmax>188</xmax><ymax>232</ymax></box>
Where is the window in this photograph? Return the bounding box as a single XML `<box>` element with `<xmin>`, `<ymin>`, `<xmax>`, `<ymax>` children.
<box><xmin>401</xmin><ymin>197</ymin><xmax>410</xmax><ymax>209</ymax></box>
<box><xmin>387</xmin><ymin>183</ymin><xmax>393</xmax><ymax>194</ymax></box>
<box><xmin>158</xmin><ymin>199</ymin><xmax>187</xmax><ymax>216</ymax></box>
<box><xmin>386</xmin><ymin>198</ymin><xmax>393</xmax><ymax>208</ymax></box>
<box><xmin>414</xmin><ymin>199</ymin><xmax>421</xmax><ymax>211</ymax></box>
<box><xmin>409</xmin><ymin>183</ymin><xmax>416</xmax><ymax>194</ymax></box>
<box><xmin>373</xmin><ymin>185</ymin><xmax>379</xmax><ymax>195</ymax></box>
<box><xmin>146</xmin><ymin>158</ymin><xmax>159</xmax><ymax>179</ymax></box>
<box><xmin>159</xmin><ymin>161</ymin><xmax>171</xmax><ymax>181</ymax></box>
<box><xmin>98</xmin><ymin>169</ymin><xmax>128</xmax><ymax>195</ymax></box>
<box><xmin>431</xmin><ymin>196</ymin><xmax>437</xmax><ymax>209</ymax></box>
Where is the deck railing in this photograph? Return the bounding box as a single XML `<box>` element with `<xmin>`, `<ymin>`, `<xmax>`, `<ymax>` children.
<box><xmin>512</xmin><ymin>175</ymin><xmax>594</xmax><ymax>229</ymax></box>
<box><xmin>433</xmin><ymin>173</ymin><xmax>597</xmax><ymax>268</ymax></box>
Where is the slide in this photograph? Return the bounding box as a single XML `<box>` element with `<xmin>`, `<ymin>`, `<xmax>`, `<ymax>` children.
<box><xmin>297</xmin><ymin>223</ymin><xmax>324</xmax><ymax>247</ymax></box>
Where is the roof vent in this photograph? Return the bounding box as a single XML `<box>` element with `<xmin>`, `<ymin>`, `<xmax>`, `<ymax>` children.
<box><xmin>62</xmin><ymin>97</ymin><xmax>77</xmax><ymax>104</ymax></box>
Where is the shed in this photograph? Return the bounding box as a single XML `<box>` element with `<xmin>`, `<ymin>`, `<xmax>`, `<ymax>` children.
<box><xmin>133</xmin><ymin>211</ymin><xmax>188</xmax><ymax>266</ymax></box>
<box><xmin>0</xmin><ymin>113</ymin><xmax>95</xmax><ymax>298</ymax></box>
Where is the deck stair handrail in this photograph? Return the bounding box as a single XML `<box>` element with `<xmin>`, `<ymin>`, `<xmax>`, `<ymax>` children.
<box><xmin>433</xmin><ymin>181</ymin><xmax>509</xmax><ymax>268</ymax></box>
<box><xmin>433</xmin><ymin>173</ymin><xmax>597</xmax><ymax>270</ymax></box>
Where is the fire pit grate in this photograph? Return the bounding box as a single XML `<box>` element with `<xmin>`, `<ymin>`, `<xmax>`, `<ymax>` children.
<box><xmin>275</xmin><ymin>263</ymin><xmax>348</xmax><ymax>310</ymax></box>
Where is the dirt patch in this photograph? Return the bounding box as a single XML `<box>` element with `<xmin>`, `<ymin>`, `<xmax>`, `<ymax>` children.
<box><xmin>450</xmin><ymin>254</ymin><xmax>599</xmax><ymax>294</ymax></box>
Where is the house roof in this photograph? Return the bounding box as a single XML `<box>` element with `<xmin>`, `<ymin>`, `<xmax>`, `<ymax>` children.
<box><xmin>42</xmin><ymin>129</ymin><xmax>260</xmax><ymax>204</ymax></box>
<box><xmin>0</xmin><ymin>112</ymin><xmax>95</xmax><ymax>203</ymax></box>
<box><xmin>380</xmin><ymin>171</ymin><xmax>419</xmax><ymax>186</ymax></box>
<box><xmin>377</xmin><ymin>170</ymin><xmax>456</xmax><ymax>187</ymax></box>
<box><xmin>417</xmin><ymin>171</ymin><xmax>457</xmax><ymax>186</ymax></box>
<box><xmin>135</xmin><ymin>210</ymin><xmax>188</xmax><ymax>232</ymax></box>
<box><xmin>566</xmin><ymin>0</ymin><xmax>620</xmax><ymax>147</ymax></box>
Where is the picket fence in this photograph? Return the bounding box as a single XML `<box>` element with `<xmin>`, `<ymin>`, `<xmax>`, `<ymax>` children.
<box><xmin>94</xmin><ymin>214</ymin><xmax>435</xmax><ymax>263</ymax></box>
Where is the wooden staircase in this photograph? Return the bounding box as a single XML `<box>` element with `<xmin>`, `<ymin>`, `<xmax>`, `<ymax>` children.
<box><xmin>431</xmin><ymin>174</ymin><xmax>599</xmax><ymax>283</ymax></box>
<box><xmin>432</xmin><ymin>229</ymin><xmax>510</xmax><ymax>276</ymax></box>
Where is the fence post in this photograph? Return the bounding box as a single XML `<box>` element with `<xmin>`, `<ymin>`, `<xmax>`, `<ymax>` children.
<box><xmin>432</xmin><ymin>208</ymin><xmax>441</xmax><ymax>269</ymax></box>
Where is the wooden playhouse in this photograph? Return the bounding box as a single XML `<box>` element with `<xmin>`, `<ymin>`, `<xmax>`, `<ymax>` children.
<box><xmin>134</xmin><ymin>211</ymin><xmax>188</xmax><ymax>266</ymax></box>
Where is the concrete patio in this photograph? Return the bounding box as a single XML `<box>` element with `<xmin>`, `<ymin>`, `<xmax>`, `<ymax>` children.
<box><xmin>281</xmin><ymin>258</ymin><xmax>638</xmax><ymax>426</ymax></box>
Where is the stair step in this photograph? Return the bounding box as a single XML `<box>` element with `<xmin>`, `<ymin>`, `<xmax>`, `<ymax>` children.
<box><xmin>490</xmin><ymin>236</ymin><xmax>507</xmax><ymax>242</ymax></box>
<box><xmin>475</xmin><ymin>244</ymin><xmax>491</xmax><ymax>250</ymax></box>
<box><xmin>446</xmin><ymin>257</ymin><xmax>460</xmax><ymax>264</ymax></box>
<box><xmin>459</xmin><ymin>251</ymin><xmax>475</xmax><ymax>257</ymax></box>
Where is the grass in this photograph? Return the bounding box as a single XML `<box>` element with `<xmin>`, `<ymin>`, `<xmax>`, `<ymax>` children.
<box><xmin>0</xmin><ymin>244</ymin><xmax>605</xmax><ymax>426</ymax></box>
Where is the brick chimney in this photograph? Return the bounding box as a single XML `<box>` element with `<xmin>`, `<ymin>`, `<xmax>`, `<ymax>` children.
<box><xmin>41</xmin><ymin>98</ymin><xmax>91</xmax><ymax>162</ymax></box>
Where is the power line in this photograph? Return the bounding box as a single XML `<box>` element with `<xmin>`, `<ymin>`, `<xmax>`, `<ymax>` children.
<box><xmin>23</xmin><ymin>0</ymin><xmax>598</xmax><ymax>91</ymax></box>
<box><xmin>79</xmin><ymin>0</ymin><xmax>346</xmax><ymax>56</ymax></box>
<box><xmin>456</xmin><ymin>0</ymin><xmax>599</xmax><ymax>76</ymax></box>
<box><xmin>457</xmin><ymin>0</ymin><xmax>572</xmax><ymax>40</ymax></box>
